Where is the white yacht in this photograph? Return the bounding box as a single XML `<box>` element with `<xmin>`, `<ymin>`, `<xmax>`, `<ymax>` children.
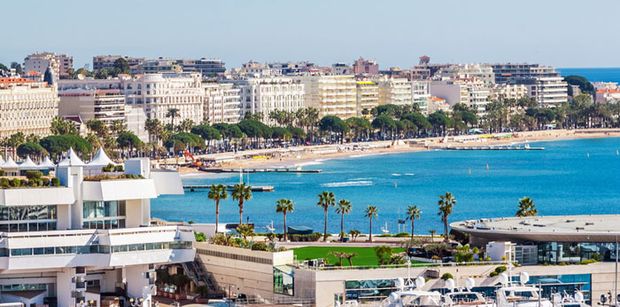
<box><xmin>381</xmin><ymin>277</ymin><xmax>443</xmax><ymax>307</ymax></box>
<box><xmin>442</xmin><ymin>278</ymin><xmax>495</xmax><ymax>307</ymax></box>
<box><xmin>495</xmin><ymin>273</ymin><xmax>552</xmax><ymax>307</ymax></box>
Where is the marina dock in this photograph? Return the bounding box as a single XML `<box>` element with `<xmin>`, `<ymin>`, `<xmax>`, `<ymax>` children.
<box><xmin>436</xmin><ymin>145</ymin><xmax>544</xmax><ymax>151</ymax></box>
<box><xmin>199</xmin><ymin>167</ymin><xmax>321</xmax><ymax>173</ymax></box>
<box><xmin>184</xmin><ymin>185</ymin><xmax>275</xmax><ymax>192</ymax></box>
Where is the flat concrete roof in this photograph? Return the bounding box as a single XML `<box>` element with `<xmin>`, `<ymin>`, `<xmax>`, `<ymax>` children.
<box><xmin>451</xmin><ymin>215</ymin><xmax>620</xmax><ymax>243</ymax></box>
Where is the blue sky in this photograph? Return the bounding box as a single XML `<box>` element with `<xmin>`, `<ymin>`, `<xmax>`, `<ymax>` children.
<box><xmin>3</xmin><ymin>0</ymin><xmax>619</xmax><ymax>69</ymax></box>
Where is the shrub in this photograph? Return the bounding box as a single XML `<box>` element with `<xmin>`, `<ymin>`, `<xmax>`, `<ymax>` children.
<box><xmin>490</xmin><ymin>265</ymin><xmax>507</xmax><ymax>277</ymax></box>
<box><xmin>580</xmin><ymin>259</ymin><xmax>597</xmax><ymax>265</ymax></box>
<box><xmin>374</xmin><ymin>245</ymin><xmax>393</xmax><ymax>265</ymax></box>
<box><xmin>196</xmin><ymin>285</ymin><xmax>209</xmax><ymax>297</ymax></box>
<box><xmin>114</xmin><ymin>164</ymin><xmax>124</xmax><ymax>172</ymax></box>
<box><xmin>591</xmin><ymin>253</ymin><xmax>602</xmax><ymax>261</ymax></box>
<box><xmin>25</xmin><ymin>170</ymin><xmax>43</xmax><ymax>180</ymax></box>
<box><xmin>441</xmin><ymin>273</ymin><xmax>454</xmax><ymax>280</ymax></box>
<box><xmin>194</xmin><ymin>232</ymin><xmax>206</xmax><ymax>242</ymax></box>
<box><xmin>394</xmin><ymin>232</ymin><xmax>411</xmax><ymax>238</ymax></box>
<box><xmin>102</xmin><ymin>164</ymin><xmax>115</xmax><ymax>172</ymax></box>
<box><xmin>288</xmin><ymin>232</ymin><xmax>321</xmax><ymax>242</ymax></box>
<box><xmin>42</xmin><ymin>177</ymin><xmax>50</xmax><ymax>186</ymax></box>
<box><xmin>0</xmin><ymin>178</ymin><xmax>9</xmax><ymax>189</ymax></box>
<box><xmin>51</xmin><ymin>177</ymin><xmax>60</xmax><ymax>187</ymax></box>
<box><xmin>9</xmin><ymin>178</ymin><xmax>22</xmax><ymax>188</ymax></box>
<box><xmin>0</xmin><ymin>170</ymin><xmax>5</xmax><ymax>176</ymax></box>
<box><xmin>250</xmin><ymin>242</ymin><xmax>269</xmax><ymax>251</ymax></box>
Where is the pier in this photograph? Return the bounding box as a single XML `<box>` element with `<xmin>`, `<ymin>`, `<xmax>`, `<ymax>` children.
<box><xmin>199</xmin><ymin>167</ymin><xmax>321</xmax><ymax>173</ymax></box>
<box><xmin>436</xmin><ymin>145</ymin><xmax>544</xmax><ymax>151</ymax></box>
<box><xmin>183</xmin><ymin>185</ymin><xmax>275</xmax><ymax>192</ymax></box>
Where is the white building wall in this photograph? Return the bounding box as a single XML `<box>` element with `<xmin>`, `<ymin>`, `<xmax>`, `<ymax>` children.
<box><xmin>235</xmin><ymin>77</ymin><xmax>305</xmax><ymax>124</ymax></box>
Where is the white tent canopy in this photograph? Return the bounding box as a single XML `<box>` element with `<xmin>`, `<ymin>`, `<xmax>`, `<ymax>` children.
<box><xmin>2</xmin><ymin>156</ymin><xmax>19</xmax><ymax>169</ymax></box>
<box><xmin>38</xmin><ymin>156</ymin><xmax>56</xmax><ymax>168</ymax></box>
<box><xmin>57</xmin><ymin>148</ymin><xmax>85</xmax><ymax>167</ymax></box>
<box><xmin>0</xmin><ymin>155</ymin><xmax>5</xmax><ymax>166</ymax></box>
<box><xmin>19</xmin><ymin>156</ymin><xmax>39</xmax><ymax>169</ymax></box>
<box><xmin>87</xmin><ymin>148</ymin><xmax>115</xmax><ymax>167</ymax></box>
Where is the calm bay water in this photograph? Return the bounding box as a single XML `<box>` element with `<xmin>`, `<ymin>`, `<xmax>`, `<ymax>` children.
<box><xmin>152</xmin><ymin>138</ymin><xmax>620</xmax><ymax>235</ymax></box>
<box><xmin>558</xmin><ymin>67</ymin><xmax>620</xmax><ymax>83</ymax></box>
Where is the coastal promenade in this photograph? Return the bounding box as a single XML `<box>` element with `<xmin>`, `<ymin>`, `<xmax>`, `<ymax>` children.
<box><xmin>159</xmin><ymin>128</ymin><xmax>620</xmax><ymax>175</ymax></box>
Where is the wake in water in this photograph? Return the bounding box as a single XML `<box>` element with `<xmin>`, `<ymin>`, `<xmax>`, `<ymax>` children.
<box><xmin>294</xmin><ymin>160</ymin><xmax>324</xmax><ymax>167</ymax></box>
<box><xmin>321</xmin><ymin>180</ymin><xmax>373</xmax><ymax>188</ymax></box>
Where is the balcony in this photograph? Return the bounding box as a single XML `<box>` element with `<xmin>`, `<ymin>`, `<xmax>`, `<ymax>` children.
<box><xmin>82</xmin><ymin>179</ymin><xmax>157</xmax><ymax>201</ymax></box>
<box><xmin>0</xmin><ymin>225</ymin><xmax>195</xmax><ymax>270</ymax></box>
<box><xmin>0</xmin><ymin>187</ymin><xmax>74</xmax><ymax>206</ymax></box>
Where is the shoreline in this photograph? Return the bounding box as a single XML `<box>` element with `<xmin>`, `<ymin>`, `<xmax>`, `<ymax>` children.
<box><xmin>177</xmin><ymin>128</ymin><xmax>620</xmax><ymax>177</ymax></box>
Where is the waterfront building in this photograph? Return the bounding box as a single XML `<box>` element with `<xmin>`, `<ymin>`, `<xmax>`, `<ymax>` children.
<box><xmin>92</xmin><ymin>55</ymin><xmax>144</xmax><ymax>72</ymax></box>
<box><xmin>134</xmin><ymin>58</ymin><xmax>181</xmax><ymax>74</ymax></box>
<box><xmin>355</xmin><ymin>81</ymin><xmax>379</xmax><ymax>116</ymax></box>
<box><xmin>596</xmin><ymin>88</ymin><xmax>620</xmax><ymax>104</ymax></box>
<box><xmin>0</xmin><ymin>154</ymin><xmax>194</xmax><ymax>306</ymax></box>
<box><xmin>203</xmin><ymin>82</ymin><xmax>242</xmax><ymax>124</ymax></box>
<box><xmin>24</xmin><ymin>52</ymin><xmax>73</xmax><ymax>79</ymax></box>
<box><xmin>58</xmin><ymin>89</ymin><xmax>126</xmax><ymax>127</ymax></box>
<box><xmin>297</xmin><ymin>75</ymin><xmax>357</xmax><ymax>118</ymax></box>
<box><xmin>430</xmin><ymin>80</ymin><xmax>490</xmax><ymax>114</ymax></box>
<box><xmin>375</xmin><ymin>77</ymin><xmax>413</xmax><ymax>106</ymax></box>
<box><xmin>234</xmin><ymin>77</ymin><xmax>305</xmax><ymax>124</ymax></box>
<box><xmin>122</xmin><ymin>73</ymin><xmax>205</xmax><ymax>126</ymax></box>
<box><xmin>426</xmin><ymin>96</ymin><xmax>450</xmax><ymax>113</ymax></box>
<box><xmin>0</xmin><ymin>78</ymin><xmax>59</xmax><ymax>138</ymax></box>
<box><xmin>412</xmin><ymin>80</ymin><xmax>431</xmax><ymax>113</ymax></box>
<box><xmin>491</xmin><ymin>63</ymin><xmax>568</xmax><ymax>107</ymax></box>
<box><xmin>352</xmin><ymin>57</ymin><xmax>379</xmax><ymax>76</ymax></box>
<box><xmin>490</xmin><ymin>83</ymin><xmax>529</xmax><ymax>101</ymax></box>
<box><xmin>435</xmin><ymin>64</ymin><xmax>495</xmax><ymax>86</ymax></box>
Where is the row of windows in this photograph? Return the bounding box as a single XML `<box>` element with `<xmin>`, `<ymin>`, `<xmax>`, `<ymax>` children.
<box><xmin>197</xmin><ymin>248</ymin><xmax>272</xmax><ymax>264</ymax></box>
<box><xmin>0</xmin><ymin>206</ymin><xmax>57</xmax><ymax>221</ymax></box>
<box><xmin>7</xmin><ymin>241</ymin><xmax>193</xmax><ymax>257</ymax></box>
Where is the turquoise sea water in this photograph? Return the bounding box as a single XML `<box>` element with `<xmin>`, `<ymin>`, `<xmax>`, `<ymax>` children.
<box><xmin>558</xmin><ymin>67</ymin><xmax>620</xmax><ymax>83</ymax></box>
<box><xmin>152</xmin><ymin>137</ymin><xmax>620</xmax><ymax>235</ymax></box>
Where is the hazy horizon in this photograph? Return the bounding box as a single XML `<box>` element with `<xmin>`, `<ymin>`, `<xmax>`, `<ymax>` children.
<box><xmin>4</xmin><ymin>0</ymin><xmax>620</xmax><ymax>69</ymax></box>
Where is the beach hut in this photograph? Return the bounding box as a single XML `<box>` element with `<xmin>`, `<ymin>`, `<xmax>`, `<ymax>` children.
<box><xmin>57</xmin><ymin>148</ymin><xmax>85</xmax><ymax>167</ymax></box>
<box><xmin>2</xmin><ymin>156</ymin><xmax>19</xmax><ymax>176</ymax></box>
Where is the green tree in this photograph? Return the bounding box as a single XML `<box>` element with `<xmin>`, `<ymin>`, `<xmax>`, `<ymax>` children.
<box><xmin>406</xmin><ymin>205</ymin><xmax>421</xmax><ymax>240</ymax></box>
<box><xmin>374</xmin><ymin>245</ymin><xmax>392</xmax><ymax>265</ymax></box>
<box><xmin>317</xmin><ymin>191</ymin><xmax>336</xmax><ymax>241</ymax></box>
<box><xmin>232</xmin><ymin>183</ymin><xmax>252</xmax><ymax>225</ymax></box>
<box><xmin>564</xmin><ymin>75</ymin><xmax>594</xmax><ymax>95</ymax></box>
<box><xmin>50</xmin><ymin>116</ymin><xmax>78</xmax><ymax>135</ymax></box>
<box><xmin>178</xmin><ymin>119</ymin><xmax>195</xmax><ymax>132</ymax></box>
<box><xmin>516</xmin><ymin>197</ymin><xmax>537</xmax><ymax>217</ymax></box>
<box><xmin>191</xmin><ymin>124</ymin><xmax>221</xmax><ymax>148</ymax></box>
<box><xmin>40</xmin><ymin>134</ymin><xmax>93</xmax><ymax>159</ymax></box>
<box><xmin>16</xmin><ymin>142</ymin><xmax>48</xmax><ymax>159</ymax></box>
<box><xmin>164</xmin><ymin>132</ymin><xmax>204</xmax><ymax>152</ymax></box>
<box><xmin>113</xmin><ymin>57</ymin><xmax>130</xmax><ymax>75</ymax></box>
<box><xmin>208</xmin><ymin>184</ymin><xmax>228</xmax><ymax>233</ymax></box>
<box><xmin>236</xmin><ymin>224</ymin><xmax>254</xmax><ymax>241</ymax></box>
<box><xmin>364</xmin><ymin>205</ymin><xmax>379</xmax><ymax>242</ymax></box>
<box><xmin>319</xmin><ymin>116</ymin><xmax>348</xmax><ymax>143</ymax></box>
<box><xmin>335</xmin><ymin>199</ymin><xmax>352</xmax><ymax>241</ymax></box>
<box><xmin>6</xmin><ymin>132</ymin><xmax>25</xmax><ymax>158</ymax></box>
<box><xmin>275</xmin><ymin>199</ymin><xmax>295</xmax><ymax>241</ymax></box>
<box><xmin>438</xmin><ymin>192</ymin><xmax>456</xmax><ymax>242</ymax></box>
<box><xmin>372</xmin><ymin>114</ymin><xmax>397</xmax><ymax>140</ymax></box>
<box><xmin>428</xmin><ymin>111</ymin><xmax>450</xmax><ymax>136</ymax></box>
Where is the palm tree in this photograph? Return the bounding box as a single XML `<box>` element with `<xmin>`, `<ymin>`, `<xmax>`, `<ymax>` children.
<box><xmin>438</xmin><ymin>192</ymin><xmax>456</xmax><ymax>242</ymax></box>
<box><xmin>317</xmin><ymin>191</ymin><xmax>336</xmax><ymax>241</ymax></box>
<box><xmin>276</xmin><ymin>199</ymin><xmax>294</xmax><ymax>241</ymax></box>
<box><xmin>516</xmin><ymin>197</ymin><xmax>537</xmax><ymax>217</ymax></box>
<box><xmin>166</xmin><ymin>108</ymin><xmax>180</xmax><ymax>128</ymax></box>
<box><xmin>208</xmin><ymin>184</ymin><xmax>228</xmax><ymax>233</ymax></box>
<box><xmin>429</xmin><ymin>230</ymin><xmax>437</xmax><ymax>242</ymax></box>
<box><xmin>364</xmin><ymin>205</ymin><xmax>379</xmax><ymax>242</ymax></box>
<box><xmin>406</xmin><ymin>205</ymin><xmax>422</xmax><ymax>240</ymax></box>
<box><xmin>335</xmin><ymin>199</ymin><xmax>352</xmax><ymax>241</ymax></box>
<box><xmin>232</xmin><ymin>183</ymin><xmax>252</xmax><ymax>225</ymax></box>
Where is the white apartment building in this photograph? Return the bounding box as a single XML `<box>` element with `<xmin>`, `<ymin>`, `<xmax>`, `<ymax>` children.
<box><xmin>527</xmin><ymin>77</ymin><xmax>568</xmax><ymax>107</ymax></box>
<box><xmin>490</xmin><ymin>84</ymin><xmax>529</xmax><ymax>101</ymax></box>
<box><xmin>122</xmin><ymin>73</ymin><xmax>205</xmax><ymax>125</ymax></box>
<box><xmin>0</xmin><ymin>152</ymin><xmax>194</xmax><ymax>306</ymax></box>
<box><xmin>58</xmin><ymin>89</ymin><xmax>126</xmax><ymax>127</ymax></box>
<box><xmin>431</xmin><ymin>80</ymin><xmax>491</xmax><ymax>114</ymax></box>
<box><xmin>355</xmin><ymin>81</ymin><xmax>379</xmax><ymax>116</ymax></box>
<box><xmin>411</xmin><ymin>80</ymin><xmax>431</xmax><ymax>114</ymax></box>
<box><xmin>234</xmin><ymin>77</ymin><xmax>305</xmax><ymax>124</ymax></box>
<box><xmin>375</xmin><ymin>77</ymin><xmax>412</xmax><ymax>106</ymax></box>
<box><xmin>0</xmin><ymin>78</ymin><xmax>59</xmax><ymax>138</ymax></box>
<box><xmin>436</xmin><ymin>64</ymin><xmax>495</xmax><ymax>86</ymax></box>
<box><xmin>203</xmin><ymin>83</ymin><xmax>242</xmax><ymax>124</ymax></box>
<box><xmin>297</xmin><ymin>75</ymin><xmax>357</xmax><ymax>119</ymax></box>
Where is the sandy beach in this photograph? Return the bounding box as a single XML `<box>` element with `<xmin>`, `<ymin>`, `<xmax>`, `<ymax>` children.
<box><xmin>173</xmin><ymin>128</ymin><xmax>620</xmax><ymax>176</ymax></box>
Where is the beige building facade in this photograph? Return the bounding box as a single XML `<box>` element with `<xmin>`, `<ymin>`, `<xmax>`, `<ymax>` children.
<box><xmin>297</xmin><ymin>75</ymin><xmax>357</xmax><ymax>119</ymax></box>
<box><xmin>0</xmin><ymin>78</ymin><xmax>58</xmax><ymax>138</ymax></box>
